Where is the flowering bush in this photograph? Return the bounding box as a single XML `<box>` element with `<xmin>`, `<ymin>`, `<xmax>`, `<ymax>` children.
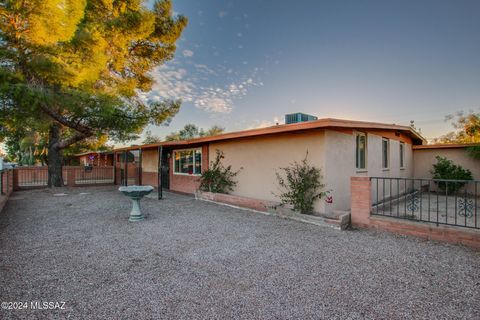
<box><xmin>275</xmin><ymin>152</ymin><xmax>327</xmax><ymax>214</ymax></box>
<box><xmin>199</xmin><ymin>150</ymin><xmax>242</xmax><ymax>194</ymax></box>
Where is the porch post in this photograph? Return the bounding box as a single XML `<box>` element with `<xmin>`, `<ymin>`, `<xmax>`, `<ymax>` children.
<box><xmin>138</xmin><ymin>148</ymin><xmax>142</xmax><ymax>186</ymax></box>
<box><xmin>157</xmin><ymin>146</ymin><xmax>163</xmax><ymax>200</ymax></box>
<box><xmin>113</xmin><ymin>152</ymin><xmax>117</xmax><ymax>185</ymax></box>
<box><xmin>123</xmin><ymin>151</ymin><xmax>128</xmax><ymax>186</ymax></box>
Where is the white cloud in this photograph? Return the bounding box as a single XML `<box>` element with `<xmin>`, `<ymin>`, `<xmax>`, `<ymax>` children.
<box><xmin>182</xmin><ymin>50</ymin><xmax>194</xmax><ymax>57</ymax></box>
<box><xmin>219</xmin><ymin>10</ymin><xmax>227</xmax><ymax>18</ymax></box>
<box><xmin>142</xmin><ymin>61</ymin><xmax>263</xmax><ymax>114</ymax></box>
<box><xmin>246</xmin><ymin>120</ymin><xmax>275</xmax><ymax>130</ymax></box>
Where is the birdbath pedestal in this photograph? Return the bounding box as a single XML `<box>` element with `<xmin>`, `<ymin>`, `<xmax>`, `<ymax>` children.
<box><xmin>118</xmin><ymin>185</ymin><xmax>154</xmax><ymax>222</ymax></box>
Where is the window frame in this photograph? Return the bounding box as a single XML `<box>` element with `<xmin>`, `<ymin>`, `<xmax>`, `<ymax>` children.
<box><xmin>173</xmin><ymin>148</ymin><xmax>202</xmax><ymax>176</ymax></box>
<box><xmin>382</xmin><ymin>138</ymin><xmax>390</xmax><ymax>170</ymax></box>
<box><xmin>355</xmin><ymin>132</ymin><xmax>367</xmax><ymax>171</ymax></box>
<box><xmin>399</xmin><ymin>142</ymin><xmax>405</xmax><ymax>169</ymax></box>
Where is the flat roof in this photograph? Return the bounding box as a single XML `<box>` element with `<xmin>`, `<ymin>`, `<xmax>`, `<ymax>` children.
<box><xmin>413</xmin><ymin>143</ymin><xmax>480</xmax><ymax>150</ymax></box>
<box><xmin>75</xmin><ymin>151</ymin><xmax>113</xmax><ymax>156</ymax></box>
<box><xmin>113</xmin><ymin>118</ymin><xmax>426</xmax><ymax>152</ymax></box>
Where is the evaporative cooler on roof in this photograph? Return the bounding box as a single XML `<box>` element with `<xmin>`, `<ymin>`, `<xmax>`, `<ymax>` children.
<box><xmin>284</xmin><ymin>113</ymin><xmax>318</xmax><ymax>124</ymax></box>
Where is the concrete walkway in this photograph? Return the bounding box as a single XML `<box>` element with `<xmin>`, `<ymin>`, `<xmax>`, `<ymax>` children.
<box><xmin>1</xmin><ymin>186</ymin><xmax>479</xmax><ymax>319</ymax></box>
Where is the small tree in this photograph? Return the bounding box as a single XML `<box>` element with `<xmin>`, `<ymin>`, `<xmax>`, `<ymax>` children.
<box><xmin>433</xmin><ymin>110</ymin><xmax>480</xmax><ymax>144</ymax></box>
<box><xmin>142</xmin><ymin>130</ymin><xmax>162</xmax><ymax>144</ymax></box>
<box><xmin>275</xmin><ymin>152</ymin><xmax>327</xmax><ymax>214</ymax></box>
<box><xmin>0</xmin><ymin>0</ymin><xmax>187</xmax><ymax>186</ymax></box>
<box><xmin>199</xmin><ymin>150</ymin><xmax>241</xmax><ymax>194</ymax></box>
<box><xmin>431</xmin><ymin>156</ymin><xmax>473</xmax><ymax>194</ymax></box>
<box><xmin>466</xmin><ymin>146</ymin><xmax>480</xmax><ymax>160</ymax></box>
<box><xmin>165</xmin><ymin>124</ymin><xmax>224</xmax><ymax>141</ymax></box>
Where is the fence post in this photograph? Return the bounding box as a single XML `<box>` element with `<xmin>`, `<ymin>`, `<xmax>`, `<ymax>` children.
<box><xmin>0</xmin><ymin>171</ymin><xmax>4</xmax><ymax>195</ymax></box>
<box><xmin>351</xmin><ymin>176</ymin><xmax>372</xmax><ymax>228</ymax></box>
<box><xmin>67</xmin><ymin>167</ymin><xmax>76</xmax><ymax>187</ymax></box>
<box><xmin>12</xmin><ymin>169</ymin><xmax>19</xmax><ymax>191</ymax></box>
<box><xmin>8</xmin><ymin>170</ymin><xmax>12</xmax><ymax>194</ymax></box>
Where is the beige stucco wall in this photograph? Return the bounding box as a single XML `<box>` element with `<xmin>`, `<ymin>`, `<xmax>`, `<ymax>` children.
<box><xmin>324</xmin><ymin>130</ymin><xmax>414</xmax><ymax>210</ymax></box>
<box><xmin>413</xmin><ymin>148</ymin><xmax>480</xmax><ymax>180</ymax></box>
<box><xmin>141</xmin><ymin>149</ymin><xmax>158</xmax><ymax>172</ymax></box>
<box><xmin>209</xmin><ymin>130</ymin><xmax>327</xmax><ymax>212</ymax></box>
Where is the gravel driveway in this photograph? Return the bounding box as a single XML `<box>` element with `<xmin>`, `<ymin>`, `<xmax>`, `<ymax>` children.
<box><xmin>1</xmin><ymin>186</ymin><xmax>479</xmax><ymax>319</ymax></box>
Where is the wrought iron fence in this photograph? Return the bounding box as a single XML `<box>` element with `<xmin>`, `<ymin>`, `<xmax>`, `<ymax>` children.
<box><xmin>16</xmin><ymin>167</ymin><xmax>51</xmax><ymax>187</ymax></box>
<box><xmin>74</xmin><ymin>166</ymin><xmax>114</xmax><ymax>184</ymax></box>
<box><xmin>371</xmin><ymin>177</ymin><xmax>479</xmax><ymax>229</ymax></box>
<box><xmin>14</xmin><ymin>166</ymin><xmax>114</xmax><ymax>188</ymax></box>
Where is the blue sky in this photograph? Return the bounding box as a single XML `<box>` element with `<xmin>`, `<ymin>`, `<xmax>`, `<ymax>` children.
<box><xmin>140</xmin><ymin>0</ymin><xmax>480</xmax><ymax>143</ymax></box>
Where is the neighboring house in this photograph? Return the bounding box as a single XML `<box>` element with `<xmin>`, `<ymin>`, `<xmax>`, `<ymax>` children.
<box><xmin>76</xmin><ymin>151</ymin><xmax>114</xmax><ymax>167</ymax></box>
<box><xmin>112</xmin><ymin>118</ymin><xmax>425</xmax><ymax>213</ymax></box>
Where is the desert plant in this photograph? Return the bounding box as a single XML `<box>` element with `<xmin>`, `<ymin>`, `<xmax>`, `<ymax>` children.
<box><xmin>275</xmin><ymin>152</ymin><xmax>327</xmax><ymax>214</ymax></box>
<box><xmin>430</xmin><ymin>156</ymin><xmax>473</xmax><ymax>193</ymax></box>
<box><xmin>199</xmin><ymin>150</ymin><xmax>242</xmax><ymax>194</ymax></box>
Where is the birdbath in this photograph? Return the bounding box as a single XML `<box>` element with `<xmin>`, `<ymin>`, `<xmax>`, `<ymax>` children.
<box><xmin>118</xmin><ymin>185</ymin><xmax>154</xmax><ymax>222</ymax></box>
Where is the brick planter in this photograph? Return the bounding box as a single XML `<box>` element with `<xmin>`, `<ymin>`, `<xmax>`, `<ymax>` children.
<box><xmin>195</xmin><ymin>191</ymin><xmax>277</xmax><ymax>213</ymax></box>
<box><xmin>195</xmin><ymin>191</ymin><xmax>350</xmax><ymax>230</ymax></box>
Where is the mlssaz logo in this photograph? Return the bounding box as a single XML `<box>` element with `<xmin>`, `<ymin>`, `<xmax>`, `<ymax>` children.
<box><xmin>30</xmin><ymin>301</ymin><xmax>66</xmax><ymax>310</ymax></box>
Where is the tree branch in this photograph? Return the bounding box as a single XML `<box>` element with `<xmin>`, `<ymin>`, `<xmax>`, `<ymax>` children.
<box><xmin>58</xmin><ymin>131</ymin><xmax>92</xmax><ymax>150</ymax></box>
<box><xmin>39</xmin><ymin>104</ymin><xmax>92</xmax><ymax>135</ymax></box>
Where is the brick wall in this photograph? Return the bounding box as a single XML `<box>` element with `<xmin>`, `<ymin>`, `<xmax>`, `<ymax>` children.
<box><xmin>196</xmin><ymin>191</ymin><xmax>277</xmax><ymax>212</ymax></box>
<box><xmin>350</xmin><ymin>176</ymin><xmax>480</xmax><ymax>249</ymax></box>
<box><xmin>141</xmin><ymin>171</ymin><xmax>158</xmax><ymax>187</ymax></box>
<box><xmin>350</xmin><ymin>177</ymin><xmax>372</xmax><ymax>227</ymax></box>
<box><xmin>0</xmin><ymin>170</ymin><xmax>14</xmax><ymax>213</ymax></box>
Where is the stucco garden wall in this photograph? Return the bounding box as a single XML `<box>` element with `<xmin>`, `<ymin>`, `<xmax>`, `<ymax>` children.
<box><xmin>413</xmin><ymin>147</ymin><xmax>480</xmax><ymax>180</ymax></box>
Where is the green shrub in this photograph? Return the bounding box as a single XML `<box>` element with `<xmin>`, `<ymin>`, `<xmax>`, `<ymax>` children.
<box><xmin>199</xmin><ymin>150</ymin><xmax>241</xmax><ymax>194</ymax></box>
<box><xmin>275</xmin><ymin>152</ymin><xmax>327</xmax><ymax>214</ymax></box>
<box><xmin>430</xmin><ymin>156</ymin><xmax>473</xmax><ymax>194</ymax></box>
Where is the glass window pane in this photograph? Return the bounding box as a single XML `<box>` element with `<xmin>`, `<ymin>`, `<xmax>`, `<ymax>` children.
<box><xmin>174</xmin><ymin>152</ymin><xmax>181</xmax><ymax>173</ymax></box>
<box><xmin>174</xmin><ymin>149</ymin><xmax>202</xmax><ymax>174</ymax></box>
<box><xmin>382</xmin><ymin>139</ymin><xmax>389</xmax><ymax>168</ymax></box>
<box><xmin>179</xmin><ymin>150</ymin><xmax>193</xmax><ymax>174</ymax></box>
<box><xmin>194</xmin><ymin>149</ymin><xmax>202</xmax><ymax>174</ymax></box>
<box><xmin>356</xmin><ymin>134</ymin><xmax>366</xmax><ymax>169</ymax></box>
<box><xmin>400</xmin><ymin>143</ymin><xmax>404</xmax><ymax>167</ymax></box>
<box><xmin>356</xmin><ymin>135</ymin><xmax>359</xmax><ymax>168</ymax></box>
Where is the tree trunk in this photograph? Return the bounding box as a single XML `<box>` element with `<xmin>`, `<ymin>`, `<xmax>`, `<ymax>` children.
<box><xmin>48</xmin><ymin>124</ymin><xmax>64</xmax><ymax>187</ymax></box>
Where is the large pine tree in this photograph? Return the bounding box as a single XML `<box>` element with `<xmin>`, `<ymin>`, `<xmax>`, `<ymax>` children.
<box><xmin>0</xmin><ymin>0</ymin><xmax>187</xmax><ymax>186</ymax></box>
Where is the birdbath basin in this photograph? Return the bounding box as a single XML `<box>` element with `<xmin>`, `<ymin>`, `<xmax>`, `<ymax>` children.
<box><xmin>118</xmin><ymin>185</ymin><xmax>154</xmax><ymax>222</ymax></box>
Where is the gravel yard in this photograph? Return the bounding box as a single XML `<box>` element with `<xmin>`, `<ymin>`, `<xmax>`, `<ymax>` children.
<box><xmin>1</xmin><ymin>186</ymin><xmax>479</xmax><ymax>319</ymax></box>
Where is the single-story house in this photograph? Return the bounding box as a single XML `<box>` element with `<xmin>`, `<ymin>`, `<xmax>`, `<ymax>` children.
<box><xmin>112</xmin><ymin>118</ymin><xmax>426</xmax><ymax>213</ymax></box>
<box><xmin>76</xmin><ymin>151</ymin><xmax>114</xmax><ymax>167</ymax></box>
